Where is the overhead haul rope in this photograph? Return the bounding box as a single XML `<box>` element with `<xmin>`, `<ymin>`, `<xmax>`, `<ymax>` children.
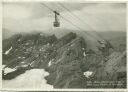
<box><xmin>57</xmin><ymin>3</ymin><xmax>106</xmax><ymax>41</ymax></box>
<box><xmin>41</xmin><ymin>3</ymin><xmax>100</xmax><ymax>40</ymax></box>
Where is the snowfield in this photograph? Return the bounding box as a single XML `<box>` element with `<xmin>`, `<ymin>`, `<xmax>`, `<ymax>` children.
<box><xmin>2</xmin><ymin>69</ymin><xmax>53</xmax><ymax>89</ymax></box>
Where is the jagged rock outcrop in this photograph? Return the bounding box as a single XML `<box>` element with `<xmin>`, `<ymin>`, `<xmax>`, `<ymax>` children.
<box><xmin>2</xmin><ymin>32</ymin><xmax>126</xmax><ymax>88</ymax></box>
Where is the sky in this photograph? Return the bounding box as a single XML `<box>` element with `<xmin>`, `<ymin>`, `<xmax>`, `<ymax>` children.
<box><xmin>2</xmin><ymin>2</ymin><xmax>126</xmax><ymax>38</ymax></box>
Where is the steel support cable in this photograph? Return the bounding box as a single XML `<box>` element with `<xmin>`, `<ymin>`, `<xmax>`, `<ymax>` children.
<box><xmin>58</xmin><ymin>3</ymin><xmax>106</xmax><ymax>40</ymax></box>
<box><xmin>41</xmin><ymin>3</ymin><xmax>99</xmax><ymax>39</ymax></box>
<box><xmin>41</xmin><ymin>3</ymin><xmax>84</xmax><ymax>31</ymax></box>
<box><xmin>60</xmin><ymin>15</ymin><xmax>98</xmax><ymax>39</ymax></box>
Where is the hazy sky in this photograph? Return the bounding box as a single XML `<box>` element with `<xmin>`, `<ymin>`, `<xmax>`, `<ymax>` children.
<box><xmin>3</xmin><ymin>2</ymin><xmax>126</xmax><ymax>34</ymax></box>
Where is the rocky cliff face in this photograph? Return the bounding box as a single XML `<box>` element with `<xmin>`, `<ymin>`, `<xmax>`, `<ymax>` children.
<box><xmin>2</xmin><ymin>32</ymin><xmax>126</xmax><ymax>88</ymax></box>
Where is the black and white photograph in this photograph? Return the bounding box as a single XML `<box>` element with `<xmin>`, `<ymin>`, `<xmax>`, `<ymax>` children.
<box><xmin>2</xmin><ymin>1</ymin><xmax>127</xmax><ymax>89</ymax></box>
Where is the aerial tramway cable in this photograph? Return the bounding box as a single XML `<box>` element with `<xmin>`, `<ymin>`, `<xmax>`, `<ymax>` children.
<box><xmin>57</xmin><ymin>3</ymin><xmax>106</xmax><ymax>41</ymax></box>
<box><xmin>41</xmin><ymin>3</ymin><xmax>114</xmax><ymax>53</ymax></box>
<box><xmin>40</xmin><ymin>3</ymin><xmax>100</xmax><ymax>40</ymax></box>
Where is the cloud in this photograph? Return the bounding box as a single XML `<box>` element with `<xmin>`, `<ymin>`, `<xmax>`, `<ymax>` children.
<box><xmin>3</xmin><ymin>2</ymin><xmax>126</xmax><ymax>38</ymax></box>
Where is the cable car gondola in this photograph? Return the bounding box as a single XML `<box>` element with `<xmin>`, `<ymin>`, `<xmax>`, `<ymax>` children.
<box><xmin>53</xmin><ymin>11</ymin><xmax>60</xmax><ymax>27</ymax></box>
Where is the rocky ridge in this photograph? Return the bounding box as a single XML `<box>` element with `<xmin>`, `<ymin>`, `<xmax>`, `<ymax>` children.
<box><xmin>2</xmin><ymin>32</ymin><xmax>126</xmax><ymax>88</ymax></box>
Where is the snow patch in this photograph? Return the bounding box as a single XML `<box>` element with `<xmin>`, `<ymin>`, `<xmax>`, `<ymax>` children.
<box><xmin>21</xmin><ymin>65</ymin><xmax>28</xmax><ymax>67</ymax></box>
<box><xmin>4</xmin><ymin>68</ymin><xmax>16</xmax><ymax>74</ymax></box>
<box><xmin>21</xmin><ymin>62</ymin><xmax>25</xmax><ymax>64</ymax></box>
<box><xmin>83</xmin><ymin>52</ymin><xmax>86</xmax><ymax>57</ymax></box>
<box><xmin>25</xmin><ymin>43</ymin><xmax>29</xmax><ymax>45</ymax></box>
<box><xmin>3</xmin><ymin>65</ymin><xmax>16</xmax><ymax>75</ymax></box>
<box><xmin>82</xmin><ymin>48</ymin><xmax>85</xmax><ymax>50</ymax></box>
<box><xmin>39</xmin><ymin>49</ymin><xmax>42</xmax><ymax>51</ymax></box>
<box><xmin>18</xmin><ymin>57</ymin><xmax>21</xmax><ymax>59</ymax></box>
<box><xmin>83</xmin><ymin>71</ymin><xmax>93</xmax><ymax>78</ymax></box>
<box><xmin>22</xmin><ymin>57</ymin><xmax>25</xmax><ymax>59</ymax></box>
<box><xmin>48</xmin><ymin>59</ymin><xmax>54</xmax><ymax>67</ymax></box>
<box><xmin>30</xmin><ymin>61</ymin><xmax>35</xmax><ymax>66</ymax></box>
<box><xmin>48</xmin><ymin>61</ymin><xmax>52</xmax><ymax>67</ymax></box>
<box><xmin>40</xmin><ymin>47</ymin><xmax>45</xmax><ymax>51</ymax></box>
<box><xmin>5</xmin><ymin>47</ymin><xmax>12</xmax><ymax>55</ymax></box>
